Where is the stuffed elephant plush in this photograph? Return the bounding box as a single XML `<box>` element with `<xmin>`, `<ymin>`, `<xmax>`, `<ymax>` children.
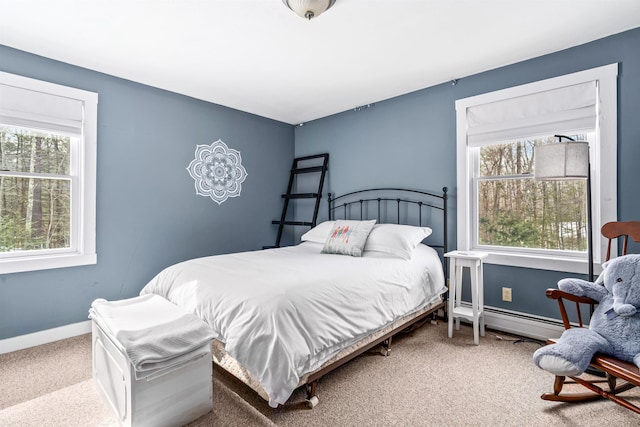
<box><xmin>533</xmin><ymin>254</ymin><xmax>640</xmax><ymax>376</ymax></box>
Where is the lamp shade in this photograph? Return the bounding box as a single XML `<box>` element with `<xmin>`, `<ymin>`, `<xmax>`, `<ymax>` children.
<box><xmin>534</xmin><ymin>141</ymin><xmax>589</xmax><ymax>180</ymax></box>
<box><xmin>282</xmin><ymin>0</ymin><xmax>336</xmax><ymax>19</ymax></box>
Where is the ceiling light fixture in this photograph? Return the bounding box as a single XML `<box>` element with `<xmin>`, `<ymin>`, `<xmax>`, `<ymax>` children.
<box><xmin>282</xmin><ymin>0</ymin><xmax>336</xmax><ymax>20</ymax></box>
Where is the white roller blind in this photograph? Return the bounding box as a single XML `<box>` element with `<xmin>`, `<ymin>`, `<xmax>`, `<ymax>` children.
<box><xmin>466</xmin><ymin>81</ymin><xmax>597</xmax><ymax>146</ymax></box>
<box><xmin>0</xmin><ymin>75</ymin><xmax>85</xmax><ymax>136</ymax></box>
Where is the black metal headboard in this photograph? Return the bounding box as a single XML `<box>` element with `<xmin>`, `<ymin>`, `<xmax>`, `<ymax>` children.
<box><xmin>327</xmin><ymin>187</ymin><xmax>448</xmax><ymax>257</ymax></box>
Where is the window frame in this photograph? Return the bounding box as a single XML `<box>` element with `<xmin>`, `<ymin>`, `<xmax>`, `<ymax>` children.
<box><xmin>455</xmin><ymin>64</ymin><xmax>618</xmax><ymax>274</ymax></box>
<box><xmin>0</xmin><ymin>71</ymin><xmax>97</xmax><ymax>274</ymax></box>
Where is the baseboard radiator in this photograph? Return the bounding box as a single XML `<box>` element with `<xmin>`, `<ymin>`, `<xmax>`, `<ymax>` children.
<box><xmin>451</xmin><ymin>303</ymin><xmax>565</xmax><ymax>342</ymax></box>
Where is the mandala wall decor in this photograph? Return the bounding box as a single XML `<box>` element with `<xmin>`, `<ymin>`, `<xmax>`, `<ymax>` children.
<box><xmin>187</xmin><ymin>139</ymin><xmax>248</xmax><ymax>205</ymax></box>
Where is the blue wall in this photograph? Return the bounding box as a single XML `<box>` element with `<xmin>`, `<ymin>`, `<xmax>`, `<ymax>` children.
<box><xmin>295</xmin><ymin>28</ymin><xmax>640</xmax><ymax>320</ymax></box>
<box><xmin>0</xmin><ymin>45</ymin><xmax>294</xmax><ymax>339</ymax></box>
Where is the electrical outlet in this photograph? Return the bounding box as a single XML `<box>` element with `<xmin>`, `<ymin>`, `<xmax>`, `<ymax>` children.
<box><xmin>502</xmin><ymin>287</ymin><xmax>512</xmax><ymax>302</ymax></box>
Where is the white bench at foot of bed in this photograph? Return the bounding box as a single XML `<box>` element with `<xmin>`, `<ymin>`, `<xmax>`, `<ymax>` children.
<box><xmin>92</xmin><ymin>321</ymin><xmax>213</xmax><ymax>427</ymax></box>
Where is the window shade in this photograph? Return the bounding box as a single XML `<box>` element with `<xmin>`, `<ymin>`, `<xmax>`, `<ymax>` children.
<box><xmin>0</xmin><ymin>82</ymin><xmax>84</xmax><ymax>135</ymax></box>
<box><xmin>466</xmin><ymin>81</ymin><xmax>597</xmax><ymax>146</ymax></box>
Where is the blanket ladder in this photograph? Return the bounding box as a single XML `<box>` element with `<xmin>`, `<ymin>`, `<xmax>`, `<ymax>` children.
<box><xmin>268</xmin><ymin>153</ymin><xmax>329</xmax><ymax>248</ymax></box>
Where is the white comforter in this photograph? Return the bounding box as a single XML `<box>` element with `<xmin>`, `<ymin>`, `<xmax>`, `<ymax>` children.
<box><xmin>140</xmin><ymin>242</ymin><xmax>446</xmax><ymax>407</ymax></box>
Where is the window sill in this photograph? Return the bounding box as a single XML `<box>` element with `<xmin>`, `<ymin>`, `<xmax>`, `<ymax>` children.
<box><xmin>0</xmin><ymin>253</ymin><xmax>97</xmax><ymax>275</ymax></box>
<box><xmin>479</xmin><ymin>250</ymin><xmax>600</xmax><ymax>276</ymax></box>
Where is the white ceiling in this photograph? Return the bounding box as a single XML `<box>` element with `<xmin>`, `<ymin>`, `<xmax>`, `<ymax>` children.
<box><xmin>2</xmin><ymin>1</ymin><xmax>639</xmax><ymax>125</ymax></box>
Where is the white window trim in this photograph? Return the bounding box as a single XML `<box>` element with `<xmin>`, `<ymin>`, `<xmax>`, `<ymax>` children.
<box><xmin>455</xmin><ymin>63</ymin><xmax>618</xmax><ymax>274</ymax></box>
<box><xmin>0</xmin><ymin>71</ymin><xmax>97</xmax><ymax>274</ymax></box>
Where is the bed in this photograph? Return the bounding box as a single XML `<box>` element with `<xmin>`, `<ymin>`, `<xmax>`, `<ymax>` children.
<box><xmin>140</xmin><ymin>187</ymin><xmax>449</xmax><ymax>408</ymax></box>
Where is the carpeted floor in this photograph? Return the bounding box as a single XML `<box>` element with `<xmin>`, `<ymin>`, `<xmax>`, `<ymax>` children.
<box><xmin>1</xmin><ymin>321</ymin><xmax>639</xmax><ymax>426</ymax></box>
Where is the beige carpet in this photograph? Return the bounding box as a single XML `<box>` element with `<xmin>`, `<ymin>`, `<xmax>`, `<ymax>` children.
<box><xmin>1</xmin><ymin>322</ymin><xmax>639</xmax><ymax>426</ymax></box>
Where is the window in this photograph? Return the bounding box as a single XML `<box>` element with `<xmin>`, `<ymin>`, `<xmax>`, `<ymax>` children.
<box><xmin>455</xmin><ymin>64</ymin><xmax>617</xmax><ymax>274</ymax></box>
<box><xmin>0</xmin><ymin>72</ymin><xmax>97</xmax><ymax>274</ymax></box>
<box><xmin>478</xmin><ymin>132</ymin><xmax>592</xmax><ymax>251</ymax></box>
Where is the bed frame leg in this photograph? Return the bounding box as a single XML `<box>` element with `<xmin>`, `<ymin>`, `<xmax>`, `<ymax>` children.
<box><xmin>380</xmin><ymin>337</ymin><xmax>392</xmax><ymax>356</ymax></box>
<box><xmin>430</xmin><ymin>311</ymin><xmax>439</xmax><ymax>325</ymax></box>
<box><xmin>305</xmin><ymin>381</ymin><xmax>319</xmax><ymax>408</ymax></box>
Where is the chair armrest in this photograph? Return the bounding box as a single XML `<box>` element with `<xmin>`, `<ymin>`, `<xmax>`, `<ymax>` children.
<box><xmin>545</xmin><ymin>288</ymin><xmax>598</xmax><ymax>305</ymax></box>
<box><xmin>545</xmin><ymin>288</ymin><xmax>597</xmax><ymax>329</ymax></box>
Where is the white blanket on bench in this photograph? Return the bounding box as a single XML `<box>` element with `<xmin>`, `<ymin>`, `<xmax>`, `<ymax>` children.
<box><xmin>89</xmin><ymin>294</ymin><xmax>215</xmax><ymax>376</ymax></box>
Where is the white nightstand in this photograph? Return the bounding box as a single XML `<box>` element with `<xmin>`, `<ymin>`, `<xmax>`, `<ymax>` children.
<box><xmin>444</xmin><ymin>250</ymin><xmax>488</xmax><ymax>345</ymax></box>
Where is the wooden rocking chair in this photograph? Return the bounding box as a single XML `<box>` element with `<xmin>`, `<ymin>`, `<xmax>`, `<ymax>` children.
<box><xmin>541</xmin><ymin>221</ymin><xmax>640</xmax><ymax>414</ymax></box>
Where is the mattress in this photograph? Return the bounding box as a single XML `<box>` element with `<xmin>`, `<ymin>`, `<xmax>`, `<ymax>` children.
<box><xmin>140</xmin><ymin>241</ymin><xmax>446</xmax><ymax>407</ymax></box>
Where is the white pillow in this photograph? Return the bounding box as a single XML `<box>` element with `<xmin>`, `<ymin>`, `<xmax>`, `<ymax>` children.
<box><xmin>300</xmin><ymin>221</ymin><xmax>336</xmax><ymax>243</ymax></box>
<box><xmin>321</xmin><ymin>220</ymin><xmax>376</xmax><ymax>257</ymax></box>
<box><xmin>364</xmin><ymin>224</ymin><xmax>433</xmax><ymax>260</ymax></box>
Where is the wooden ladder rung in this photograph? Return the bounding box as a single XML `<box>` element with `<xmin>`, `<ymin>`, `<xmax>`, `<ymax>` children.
<box><xmin>281</xmin><ymin>193</ymin><xmax>319</xmax><ymax>199</ymax></box>
<box><xmin>292</xmin><ymin>166</ymin><xmax>324</xmax><ymax>174</ymax></box>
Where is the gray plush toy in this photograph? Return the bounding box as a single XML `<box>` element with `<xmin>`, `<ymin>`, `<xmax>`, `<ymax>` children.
<box><xmin>533</xmin><ymin>254</ymin><xmax>640</xmax><ymax>376</ymax></box>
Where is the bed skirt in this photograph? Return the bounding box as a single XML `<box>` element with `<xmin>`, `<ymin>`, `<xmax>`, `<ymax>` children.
<box><xmin>211</xmin><ymin>296</ymin><xmax>444</xmax><ymax>404</ymax></box>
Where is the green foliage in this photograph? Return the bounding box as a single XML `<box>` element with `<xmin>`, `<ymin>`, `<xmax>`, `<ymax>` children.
<box><xmin>480</xmin><ymin>213</ymin><xmax>540</xmax><ymax>248</ymax></box>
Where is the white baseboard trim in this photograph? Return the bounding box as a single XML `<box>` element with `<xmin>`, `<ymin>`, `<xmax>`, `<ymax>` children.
<box><xmin>0</xmin><ymin>320</ymin><xmax>91</xmax><ymax>354</ymax></box>
<box><xmin>456</xmin><ymin>303</ymin><xmax>566</xmax><ymax>342</ymax></box>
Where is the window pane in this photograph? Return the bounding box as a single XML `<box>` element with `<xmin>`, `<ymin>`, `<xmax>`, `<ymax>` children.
<box><xmin>0</xmin><ymin>176</ymin><xmax>71</xmax><ymax>252</ymax></box>
<box><xmin>0</xmin><ymin>126</ymin><xmax>71</xmax><ymax>175</ymax></box>
<box><xmin>478</xmin><ymin>178</ymin><xmax>587</xmax><ymax>251</ymax></box>
<box><xmin>478</xmin><ymin>133</ymin><xmax>591</xmax><ymax>252</ymax></box>
<box><xmin>480</xmin><ymin>139</ymin><xmax>537</xmax><ymax>177</ymax></box>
